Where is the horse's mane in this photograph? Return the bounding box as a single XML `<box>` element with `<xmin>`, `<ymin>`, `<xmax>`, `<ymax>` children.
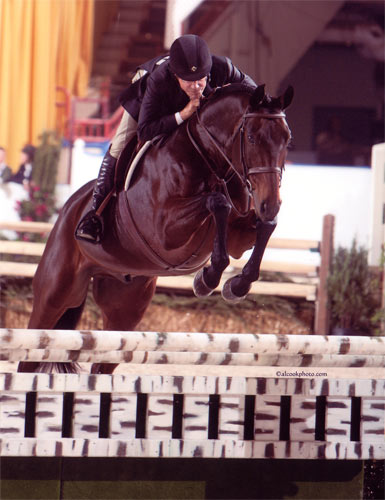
<box><xmin>202</xmin><ymin>82</ymin><xmax>255</xmax><ymax>108</ymax></box>
<box><xmin>201</xmin><ymin>82</ymin><xmax>278</xmax><ymax>112</ymax></box>
<box><xmin>157</xmin><ymin>83</ymin><xmax>282</xmax><ymax>148</ymax></box>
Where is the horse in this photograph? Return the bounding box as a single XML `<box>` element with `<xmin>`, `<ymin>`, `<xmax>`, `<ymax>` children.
<box><xmin>18</xmin><ymin>83</ymin><xmax>293</xmax><ymax>374</ymax></box>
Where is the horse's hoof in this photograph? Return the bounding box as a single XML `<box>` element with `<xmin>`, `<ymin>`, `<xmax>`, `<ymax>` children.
<box><xmin>221</xmin><ymin>278</ymin><xmax>249</xmax><ymax>303</ymax></box>
<box><xmin>193</xmin><ymin>268</ymin><xmax>214</xmax><ymax>297</ymax></box>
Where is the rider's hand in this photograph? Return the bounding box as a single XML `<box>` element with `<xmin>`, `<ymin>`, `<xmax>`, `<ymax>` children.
<box><xmin>180</xmin><ymin>97</ymin><xmax>201</xmax><ymax>121</ymax></box>
<box><xmin>176</xmin><ymin>75</ymin><xmax>207</xmax><ymax>122</ymax></box>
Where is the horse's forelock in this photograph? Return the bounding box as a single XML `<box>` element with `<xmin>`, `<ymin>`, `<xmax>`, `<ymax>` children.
<box><xmin>200</xmin><ymin>84</ymin><xmax>286</xmax><ymax>125</ymax></box>
<box><xmin>259</xmin><ymin>94</ymin><xmax>284</xmax><ymax>112</ymax></box>
<box><xmin>201</xmin><ymin>83</ymin><xmax>254</xmax><ymax>110</ymax></box>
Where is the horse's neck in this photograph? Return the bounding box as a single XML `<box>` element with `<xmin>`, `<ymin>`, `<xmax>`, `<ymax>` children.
<box><xmin>199</xmin><ymin>97</ymin><xmax>243</xmax><ymax>139</ymax></box>
<box><xmin>192</xmin><ymin>100</ymin><xmax>244</xmax><ymax>174</ymax></box>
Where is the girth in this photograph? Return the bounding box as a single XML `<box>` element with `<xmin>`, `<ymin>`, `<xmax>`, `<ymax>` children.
<box><xmin>116</xmin><ymin>191</ymin><xmax>213</xmax><ymax>274</ymax></box>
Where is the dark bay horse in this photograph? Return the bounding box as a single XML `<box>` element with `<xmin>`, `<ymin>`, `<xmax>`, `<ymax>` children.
<box><xmin>19</xmin><ymin>83</ymin><xmax>293</xmax><ymax>374</ymax></box>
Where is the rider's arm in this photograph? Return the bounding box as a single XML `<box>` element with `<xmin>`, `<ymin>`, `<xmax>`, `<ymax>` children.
<box><xmin>210</xmin><ymin>55</ymin><xmax>257</xmax><ymax>89</ymax></box>
<box><xmin>137</xmin><ymin>72</ymin><xmax>185</xmax><ymax>142</ymax></box>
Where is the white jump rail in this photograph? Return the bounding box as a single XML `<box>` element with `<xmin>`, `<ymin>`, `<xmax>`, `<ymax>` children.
<box><xmin>0</xmin><ymin>329</ymin><xmax>384</xmax><ymax>460</ymax></box>
<box><xmin>0</xmin><ymin>215</ymin><xmax>334</xmax><ymax>333</ymax></box>
<box><xmin>0</xmin><ymin>222</ymin><xmax>319</xmax><ymax>299</ymax></box>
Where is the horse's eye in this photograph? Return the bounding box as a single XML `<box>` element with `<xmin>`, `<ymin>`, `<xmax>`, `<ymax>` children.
<box><xmin>247</xmin><ymin>134</ymin><xmax>256</xmax><ymax>144</ymax></box>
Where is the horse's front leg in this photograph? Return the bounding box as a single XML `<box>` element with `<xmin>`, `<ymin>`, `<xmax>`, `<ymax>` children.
<box><xmin>193</xmin><ymin>192</ymin><xmax>231</xmax><ymax>297</ymax></box>
<box><xmin>222</xmin><ymin>218</ymin><xmax>277</xmax><ymax>302</ymax></box>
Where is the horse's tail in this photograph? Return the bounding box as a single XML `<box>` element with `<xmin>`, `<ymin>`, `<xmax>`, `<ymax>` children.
<box><xmin>18</xmin><ymin>300</ymin><xmax>87</xmax><ymax>374</ymax></box>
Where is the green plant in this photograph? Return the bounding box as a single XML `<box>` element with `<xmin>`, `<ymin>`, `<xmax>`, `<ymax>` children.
<box><xmin>15</xmin><ymin>130</ymin><xmax>60</xmax><ymax>242</ymax></box>
<box><xmin>327</xmin><ymin>240</ymin><xmax>382</xmax><ymax>334</ymax></box>
<box><xmin>371</xmin><ymin>308</ymin><xmax>385</xmax><ymax>335</ymax></box>
<box><xmin>31</xmin><ymin>130</ymin><xmax>61</xmax><ymax>194</ymax></box>
<box><xmin>16</xmin><ymin>184</ymin><xmax>56</xmax><ymax>222</ymax></box>
<box><xmin>15</xmin><ymin>184</ymin><xmax>56</xmax><ymax>241</ymax></box>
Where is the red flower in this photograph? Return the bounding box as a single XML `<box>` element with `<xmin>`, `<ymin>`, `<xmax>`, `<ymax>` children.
<box><xmin>35</xmin><ymin>204</ymin><xmax>48</xmax><ymax>216</ymax></box>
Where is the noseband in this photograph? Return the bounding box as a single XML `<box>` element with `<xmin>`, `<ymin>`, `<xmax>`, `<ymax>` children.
<box><xmin>186</xmin><ymin>107</ymin><xmax>286</xmax><ymax>216</ymax></box>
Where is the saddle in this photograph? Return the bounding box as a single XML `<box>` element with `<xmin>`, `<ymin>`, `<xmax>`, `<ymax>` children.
<box><xmin>95</xmin><ymin>138</ymin><xmax>139</xmax><ymax>217</ymax></box>
<box><xmin>123</xmin><ymin>141</ymin><xmax>152</xmax><ymax>190</ymax></box>
<box><xmin>98</xmin><ymin>134</ymin><xmax>166</xmax><ymax>216</ymax></box>
<box><xmin>115</xmin><ymin>135</ymin><xmax>166</xmax><ymax>193</ymax></box>
<box><xmin>114</xmin><ymin>137</ymin><xmax>139</xmax><ymax>193</ymax></box>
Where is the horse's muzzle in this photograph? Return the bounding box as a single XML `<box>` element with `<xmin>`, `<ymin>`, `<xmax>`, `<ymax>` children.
<box><xmin>253</xmin><ymin>192</ymin><xmax>282</xmax><ymax>222</ymax></box>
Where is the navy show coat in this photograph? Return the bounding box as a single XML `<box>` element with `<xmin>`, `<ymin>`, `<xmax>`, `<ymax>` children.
<box><xmin>119</xmin><ymin>55</ymin><xmax>257</xmax><ymax>142</ymax></box>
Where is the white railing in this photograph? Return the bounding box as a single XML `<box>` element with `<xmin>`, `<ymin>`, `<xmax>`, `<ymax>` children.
<box><xmin>0</xmin><ymin>329</ymin><xmax>384</xmax><ymax>459</ymax></box>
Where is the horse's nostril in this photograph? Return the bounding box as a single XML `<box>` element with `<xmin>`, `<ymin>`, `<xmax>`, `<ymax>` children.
<box><xmin>261</xmin><ymin>202</ymin><xmax>267</xmax><ymax>213</ymax></box>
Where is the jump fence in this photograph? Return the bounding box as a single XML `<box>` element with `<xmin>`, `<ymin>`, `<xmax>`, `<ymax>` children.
<box><xmin>0</xmin><ymin>214</ymin><xmax>334</xmax><ymax>334</ymax></box>
<box><xmin>0</xmin><ymin>329</ymin><xmax>384</xmax><ymax>460</ymax></box>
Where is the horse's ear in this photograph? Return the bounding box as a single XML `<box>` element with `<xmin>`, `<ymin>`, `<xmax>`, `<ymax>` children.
<box><xmin>250</xmin><ymin>84</ymin><xmax>265</xmax><ymax>108</ymax></box>
<box><xmin>280</xmin><ymin>85</ymin><xmax>294</xmax><ymax>110</ymax></box>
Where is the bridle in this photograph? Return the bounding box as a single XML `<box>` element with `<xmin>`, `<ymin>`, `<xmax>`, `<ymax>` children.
<box><xmin>186</xmin><ymin>107</ymin><xmax>286</xmax><ymax>217</ymax></box>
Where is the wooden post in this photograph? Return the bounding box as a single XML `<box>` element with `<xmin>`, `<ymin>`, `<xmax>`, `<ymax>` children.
<box><xmin>381</xmin><ymin>256</ymin><xmax>385</xmax><ymax>334</ymax></box>
<box><xmin>314</xmin><ymin>214</ymin><xmax>335</xmax><ymax>335</ymax></box>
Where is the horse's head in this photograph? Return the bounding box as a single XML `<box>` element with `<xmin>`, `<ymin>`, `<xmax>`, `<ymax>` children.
<box><xmin>236</xmin><ymin>85</ymin><xmax>293</xmax><ymax>221</ymax></box>
<box><xmin>195</xmin><ymin>83</ymin><xmax>293</xmax><ymax>222</ymax></box>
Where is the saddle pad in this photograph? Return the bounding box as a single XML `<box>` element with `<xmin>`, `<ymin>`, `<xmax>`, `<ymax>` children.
<box><xmin>124</xmin><ymin>140</ymin><xmax>152</xmax><ymax>190</ymax></box>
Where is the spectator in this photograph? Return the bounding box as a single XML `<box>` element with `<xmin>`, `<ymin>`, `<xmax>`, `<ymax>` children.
<box><xmin>315</xmin><ymin>116</ymin><xmax>353</xmax><ymax>165</ymax></box>
<box><xmin>0</xmin><ymin>147</ymin><xmax>12</xmax><ymax>183</ymax></box>
<box><xmin>9</xmin><ymin>144</ymin><xmax>36</xmax><ymax>187</ymax></box>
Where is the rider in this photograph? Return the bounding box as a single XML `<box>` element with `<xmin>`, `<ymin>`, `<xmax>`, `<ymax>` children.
<box><xmin>75</xmin><ymin>34</ymin><xmax>257</xmax><ymax>244</ymax></box>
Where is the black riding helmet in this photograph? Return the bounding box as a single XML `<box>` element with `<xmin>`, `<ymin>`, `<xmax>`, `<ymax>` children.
<box><xmin>169</xmin><ymin>34</ymin><xmax>212</xmax><ymax>81</ymax></box>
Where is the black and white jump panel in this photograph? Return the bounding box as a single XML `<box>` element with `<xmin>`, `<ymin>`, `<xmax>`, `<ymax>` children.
<box><xmin>0</xmin><ymin>373</ymin><xmax>384</xmax><ymax>459</ymax></box>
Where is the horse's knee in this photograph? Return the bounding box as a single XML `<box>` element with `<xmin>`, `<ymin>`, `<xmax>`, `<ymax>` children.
<box><xmin>206</xmin><ymin>192</ymin><xmax>231</xmax><ymax>214</ymax></box>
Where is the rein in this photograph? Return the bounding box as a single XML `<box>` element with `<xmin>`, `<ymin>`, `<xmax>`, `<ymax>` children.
<box><xmin>186</xmin><ymin>107</ymin><xmax>286</xmax><ymax>217</ymax></box>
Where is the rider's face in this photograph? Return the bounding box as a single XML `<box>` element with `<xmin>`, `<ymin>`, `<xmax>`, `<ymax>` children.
<box><xmin>176</xmin><ymin>76</ymin><xmax>207</xmax><ymax>99</ymax></box>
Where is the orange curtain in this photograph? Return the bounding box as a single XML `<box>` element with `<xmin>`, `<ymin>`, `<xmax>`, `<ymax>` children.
<box><xmin>0</xmin><ymin>0</ymin><xmax>94</xmax><ymax>172</ymax></box>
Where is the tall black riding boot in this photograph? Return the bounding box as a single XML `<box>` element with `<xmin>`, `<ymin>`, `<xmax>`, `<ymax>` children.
<box><xmin>75</xmin><ymin>149</ymin><xmax>117</xmax><ymax>244</ymax></box>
